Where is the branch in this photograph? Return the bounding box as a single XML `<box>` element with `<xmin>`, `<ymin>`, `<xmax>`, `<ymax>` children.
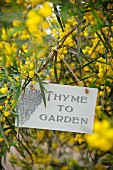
<box><xmin>56</xmin><ymin>24</ymin><xmax>78</xmax><ymax>50</ymax></box>
<box><xmin>37</xmin><ymin>20</ymin><xmax>84</xmax><ymax>74</ymax></box>
<box><xmin>60</xmin><ymin>56</ymin><xmax>84</xmax><ymax>87</ymax></box>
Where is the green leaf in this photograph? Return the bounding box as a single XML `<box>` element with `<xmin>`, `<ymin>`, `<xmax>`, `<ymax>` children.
<box><xmin>96</xmin><ymin>32</ymin><xmax>109</xmax><ymax>52</ymax></box>
<box><xmin>106</xmin><ymin>75</ymin><xmax>113</xmax><ymax>80</ymax></box>
<box><xmin>9</xmin><ymin>141</ymin><xmax>19</xmax><ymax>146</ymax></box>
<box><xmin>89</xmin><ymin>83</ymin><xmax>98</xmax><ymax>88</ymax></box>
<box><xmin>90</xmin><ymin>2</ymin><xmax>102</xmax><ymax>24</ymax></box>
<box><xmin>0</xmin><ymin>123</ymin><xmax>9</xmax><ymax>148</ymax></box>
<box><xmin>101</xmin><ymin>153</ymin><xmax>113</xmax><ymax>165</ymax></box>
<box><xmin>54</xmin><ymin>53</ymin><xmax>59</xmax><ymax>84</ymax></box>
<box><xmin>90</xmin><ymin>23</ymin><xmax>105</xmax><ymax>33</ymax></box>
<box><xmin>0</xmin><ymin>95</ymin><xmax>7</xmax><ymax>100</ymax></box>
<box><xmin>80</xmin><ymin>74</ymin><xmax>96</xmax><ymax>81</ymax></box>
<box><xmin>89</xmin><ymin>78</ymin><xmax>98</xmax><ymax>88</ymax></box>
<box><xmin>37</xmin><ymin>76</ymin><xmax>46</xmax><ymax>107</ymax></box>
<box><xmin>12</xmin><ymin>82</ymin><xmax>21</xmax><ymax>109</ymax></box>
<box><xmin>53</xmin><ymin>4</ymin><xmax>64</xmax><ymax>32</ymax></box>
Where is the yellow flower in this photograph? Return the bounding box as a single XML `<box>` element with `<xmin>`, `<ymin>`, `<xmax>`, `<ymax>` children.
<box><xmin>0</xmin><ymin>106</ymin><xmax>3</xmax><ymax>110</ymax></box>
<box><xmin>84</xmin><ymin>66</ymin><xmax>90</xmax><ymax>72</ymax></box>
<box><xmin>6</xmin><ymin>60</ymin><xmax>11</xmax><ymax>68</ymax></box>
<box><xmin>5</xmin><ymin>0</ymin><xmax>11</xmax><ymax>3</ymax></box>
<box><xmin>5</xmin><ymin>127</ymin><xmax>11</xmax><ymax>135</ymax></box>
<box><xmin>70</xmin><ymin>0</ymin><xmax>75</xmax><ymax>3</ymax></box>
<box><xmin>13</xmin><ymin>20</ymin><xmax>21</xmax><ymax>27</ymax></box>
<box><xmin>25</xmin><ymin>61</ymin><xmax>30</xmax><ymax>65</ymax></box>
<box><xmin>106</xmin><ymin>105</ymin><xmax>111</xmax><ymax>111</ymax></box>
<box><xmin>0</xmin><ymin>42</ymin><xmax>3</xmax><ymax>49</ymax></box>
<box><xmin>96</xmin><ymin>105</ymin><xmax>102</xmax><ymax>111</ymax></box>
<box><xmin>26</xmin><ymin>10</ymin><xmax>42</xmax><ymax>25</ymax></box>
<box><xmin>32</xmin><ymin>80</ymin><xmax>36</xmax><ymax>84</ymax></box>
<box><xmin>4</xmin><ymin>111</ymin><xmax>10</xmax><ymax>117</ymax></box>
<box><xmin>85</xmin><ymin>120</ymin><xmax>113</xmax><ymax>151</ymax></box>
<box><xmin>30</xmin><ymin>63</ymin><xmax>34</xmax><ymax>69</ymax></box>
<box><xmin>84</xmin><ymin>31</ymin><xmax>88</xmax><ymax>36</ymax></box>
<box><xmin>15</xmin><ymin>77</ymin><xmax>19</xmax><ymax>82</ymax></box>
<box><xmin>75</xmin><ymin>134</ymin><xmax>85</xmax><ymax>144</ymax></box>
<box><xmin>98</xmin><ymin>72</ymin><xmax>103</xmax><ymax>78</ymax></box>
<box><xmin>0</xmin><ymin>87</ymin><xmax>8</xmax><ymax>94</ymax></box>
<box><xmin>5</xmin><ymin>43</ymin><xmax>12</xmax><ymax>55</ymax></box>
<box><xmin>16</xmin><ymin>0</ymin><xmax>23</xmax><ymax>4</ymax></box>
<box><xmin>26</xmin><ymin>10</ymin><xmax>42</xmax><ymax>33</ymax></box>
<box><xmin>1</xmin><ymin>28</ymin><xmax>7</xmax><ymax>41</ymax></box>
<box><xmin>0</xmin><ymin>138</ymin><xmax>4</xmax><ymax>142</ymax></box>
<box><xmin>11</xmin><ymin>99</ymin><xmax>14</xmax><ymax>103</ymax></box>
<box><xmin>99</xmin><ymin>91</ymin><xmax>104</xmax><ymax>96</ymax></box>
<box><xmin>5</xmin><ymin>100</ymin><xmax>8</xmax><ymax>104</ymax></box>
<box><xmin>30</xmin><ymin>0</ymin><xmax>42</xmax><ymax>6</ymax></box>
<box><xmin>29</xmin><ymin>70</ymin><xmax>35</xmax><ymax>78</ymax></box>
<box><xmin>42</xmin><ymin>20</ymin><xmax>50</xmax><ymax>29</ymax></box>
<box><xmin>39</xmin><ymin>2</ymin><xmax>52</xmax><ymax>17</ymax></box>
<box><xmin>37</xmin><ymin>130</ymin><xmax>44</xmax><ymax>139</ymax></box>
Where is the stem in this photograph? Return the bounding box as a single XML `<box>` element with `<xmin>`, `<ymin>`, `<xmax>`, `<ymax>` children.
<box><xmin>58</xmin><ymin>55</ymin><xmax>101</xmax><ymax>82</ymax></box>
<box><xmin>60</xmin><ymin>57</ymin><xmax>84</xmax><ymax>86</ymax></box>
<box><xmin>37</xmin><ymin>20</ymin><xmax>84</xmax><ymax>74</ymax></box>
<box><xmin>56</xmin><ymin>24</ymin><xmax>78</xmax><ymax>50</ymax></box>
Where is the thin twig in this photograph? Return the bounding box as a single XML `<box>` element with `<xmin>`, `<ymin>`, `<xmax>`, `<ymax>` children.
<box><xmin>87</xmin><ymin>149</ymin><xmax>96</xmax><ymax>170</ymax></box>
<box><xmin>37</xmin><ymin>50</ymin><xmax>57</xmax><ymax>73</ymax></box>
<box><xmin>56</xmin><ymin>24</ymin><xmax>78</xmax><ymax>50</ymax></box>
<box><xmin>58</xmin><ymin>55</ymin><xmax>101</xmax><ymax>82</ymax></box>
<box><xmin>60</xmin><ymin>56</ymin><xmax>84</xmax><ymax>87</ymax></box>
<box><xmin>37</xmin><ymin>20</ymin><xmax>84</xmax><ymax>74</ymax></box>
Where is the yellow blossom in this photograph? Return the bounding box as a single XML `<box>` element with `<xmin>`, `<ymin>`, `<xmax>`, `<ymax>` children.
<box><xmin>42</xmin><ymin>20</ymin><xmax>50</xmax><ymax>29</ymax></box>
<box><xmin>85</xmin><ymin>120</ymin><xmax>113</xmax><ymax>151</ymax></box>
<box><xmin>39</xmin><ymin>2</ymin><xmax>52</xmax><ymax>17</ymax></box>
<box><xmin>4</xmin><ymin>111</ymin><xmax>10</xmax><ymax>117</ymax></box>
<box><xmin>5</xmin><ymin>0</ymin><xmax>11</xmax><ymax>3</ymax></box>
<box><xmin>32</xmin><ymin>80</ymin><xmax>36</xmax><ymax>84</ymax></box>
<box><xmin>98</xmin><ymin>72</ymin><xmax>103</xmax><ymax>78</ymax></box>
<box><xmin>30</xmin><ymin>0</ymin><xmax>42</xmax><ymax>6</ymax></box>
<box><xmin>13</xmin><ymin>20</ymin><xmax>21</xmax><ymax>27</ymax></box>
<box><xmin>0</xmin><ymin>106</ymin><xmax>3</xmax><ymax>110</ymax></box>
<box><xmin>26</xmin><ymin>10</ymin><xmax>42</xmax><ymax>33</ymax></box>
<box><xmin>99</xmin><ymin>91</ymin><xmax>104</xmax><ymax>96</ymax></box>
<box><xmin>70</xmin><ymin>0</ymin><xmax>75</xmax><ymax>3</ymax></box>
<box><xmin>1</xmin><ymin>28</ymin><xmax>7</xmax><ymax>41</ymax></box>
<box><xmin>0</xmin><ymin>87</ymin><xmax>8</xmax><ymax>94</ymax></box>
<box><xmin>16</xmin><ymin>0</ymin><xmax>23</xmax><ymax>4</ymax></box>
<box><xmin>0</xmin><ymin>138</ymin><xmax>4</xmax><ymax>142</ymax></box>
<box><xmin>84</xmin><ymin>31</ymin><xmax>88</xmax><ymax>36</ymax></box>
<box><xmin>29</xmin><ymin>70</ymin><xmax>35</xmax><ymax>78</ymax></box>
<box><xmin>30</xmin><ymin>63</ymin><xmax>34</xmax><ymax>69</ymax></box>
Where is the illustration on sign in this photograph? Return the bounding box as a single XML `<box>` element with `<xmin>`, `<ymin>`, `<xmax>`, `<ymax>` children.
<box><xmin>15</xmin><ymin>83</ymin><xmax>98</xmax><ymax>134</ymax></box>
<box><xmin>16</xmin><ymin>88</ymin><xmax>42</xmax><ymax>124</ymax></box>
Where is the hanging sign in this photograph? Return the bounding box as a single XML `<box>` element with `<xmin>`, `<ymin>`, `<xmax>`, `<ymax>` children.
<box><xmin>15</xmin><ymin>82</ymin><xmax>98</xmax><ymax>134</ymax></box>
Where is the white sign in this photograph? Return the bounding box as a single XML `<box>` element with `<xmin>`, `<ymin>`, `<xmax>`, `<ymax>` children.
<box><xmin>15</xmin><ymin>83</ymin><xmax>98</xmax><ymax>134</ymax></box>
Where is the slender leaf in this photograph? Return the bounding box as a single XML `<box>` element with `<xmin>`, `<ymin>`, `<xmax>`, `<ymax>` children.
<box><xmin>96</xmin><ymin>32</ymin><xmax>109</xmax><ymax>52</ymax></box>
<box><xmin>37</xmin><ymin>76</ymin><xmax>46</xmax><ymax>107</ymax></box>
<box><xmin>12</xmin><ymin>82</ymin><xmax>21</xmax><ymax>109</ymax></box>
<box><xmin>0</xmin><ymin>123</ymin><xmax>9</xmax><ymax>148</ymax></box>
<box><xmin>53</xmin><ymin>4</ymin><xmax>64</xmax><ymax>32</ymax></box>
<box><xmin>90</xmin><ymin>23</ymin><xmax>105</xmax><ymax>33</ymax></box>
<box><xmin>54</xmin><ymin>53</ymin><xmax>59</xmax><ymax>84</ymax></box>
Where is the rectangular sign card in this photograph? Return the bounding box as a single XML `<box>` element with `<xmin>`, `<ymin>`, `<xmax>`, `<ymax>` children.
<box><xmin>15</xmin><ymin>83</ymin><xmax>98</xmax><ymax>134</ymax></box>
